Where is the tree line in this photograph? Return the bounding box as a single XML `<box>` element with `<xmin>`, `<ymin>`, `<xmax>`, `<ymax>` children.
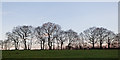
<box><xmin>0</xmin><ymin>22</ymin><xmax>119</xmax><ymax>50</ymax></box>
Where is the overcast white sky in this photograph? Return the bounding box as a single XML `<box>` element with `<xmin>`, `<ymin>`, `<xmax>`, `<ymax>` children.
<box><xmin>1</xmin><ymin>2</ymin><xmax>118</xmax><ymax>40</ymax></box>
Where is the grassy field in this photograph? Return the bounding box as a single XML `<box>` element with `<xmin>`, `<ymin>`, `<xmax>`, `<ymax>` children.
<box><xmin>2</xmin><ymin>49</ymin><xmax>119</xmax><ymax>58</ymax></box>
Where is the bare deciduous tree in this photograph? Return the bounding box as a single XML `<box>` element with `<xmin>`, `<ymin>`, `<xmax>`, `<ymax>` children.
<box><xmin>6</xmin><ymin>32</ymin><xmax>19</xmax><ymax>50</ymax></box>
<box><xmin>41</xmin><ymin>22</ymin><xmax>61</xmax><ymax>50</ymax></box>
<box><xmin>83</xmin><ymin>27</ymin><xmax>97</xmax><ymax>49</ymax></box>
<box><xmin>2</xmin><ymin>22</ymin><xmax>119</xmax><ymax>50</ymax></box>
<box><xmin>65</xmin><ymin>29</ymin><xmax>78</xmax><ymax>49</ymax></box>
<box><xmin>12</xmin><ymin>26</ymin><xmax>33</xmax><ymax>50</ymax></box>
<box><xmin>57</xmin><ymin>30</ymin><xmax>67</xmax><ymax>50</ymax></box>
<box><xmin>94</xmin><ymin>27</ymin><xmax>115</xmax><ymax>49</ymax></box>
<box><xmin>34</xmin><ymin>26</ymin><xmax>46</xmax><ymax>50</ymax></box>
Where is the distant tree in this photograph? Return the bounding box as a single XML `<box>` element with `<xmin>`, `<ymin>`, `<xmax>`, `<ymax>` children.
<box><xmin>27</xmin><ymin>34</ymin><xmax>34</xmax><ymax>50</ymax></box>
<box><xmin>41</xmin><ymin>22</ymin><xmax>61</xmax><ymax>50</ymax></box>
<box><xmin>114</xmin><ymin>33</ymin><xmax>120</xmax><ymax>48</ymax></box>
<box><xmin>65</xmin><ymin>29</ymin><xmax>78</xmax><ymax>49</ymax></box>
<box><xmin>3</xmin><ymin>39</ymin><xmax>10</xmax><ymax>50</ymax></box>
<box><xmin>3</xmin><ymin>22</ymin><xmax>119</xmax><ymax>50</ymax></box>
<box><xmin>83</xmin><ymin>27</ymin><xmax>115</xmax><ymax>49</ymax></box>
<box><xmin>94</xmin><ymin>27</ymin><xmax>115</xmax><ymax>49</ymax></box>
<box><xmin>83</xmin><ymin>27</ymin><xmax>97</xmax><ymax>49</ymax></box>
<box><xmin>6</xmin><ymin>32</ymin><xmax>19</xmax><ymax>50</ymax></box>
<box><xmin>34</xmin><ymin>26</ymin><xmax>46</xmax><ymax>50</ymax></box>
<box><xmin>105</xmin><ymin>31</ymin><xmax>115</xmax><ymax>48</ymax></box>
<box><xmin>12</xmin><ymin>26</ymin><xmax>34</xmax><ymax>50</ymax></box>
<box><xmin>79</xmin><ymin>33</ymin><xmax>85</xmax><ymax>49</ymax></box>
<box><xmin>58</xmin><ymin>30</ymin><xmax>67</xmax><ymax>50</ymax></box>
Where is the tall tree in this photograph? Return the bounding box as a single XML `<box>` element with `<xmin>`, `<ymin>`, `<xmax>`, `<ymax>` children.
<box><xmin>6</xmin><ymin>32</ymin><xmax>19</xmax><ymax>50</ymax></box>
<box><xmin>34</xmin><ymin>26</ymin><xmax>46</xmax><ymax>50</ymax></box>
<box><xmin>106</xmin><ymin>31</ymin><xmax>115</xmax><ymax>48</ymax></box>
<box><xmin>12</xmin><ymin>26</ymin><xmax>33</xmax><ymax>50</ymax></box>
<box><xmin>65</xmin><ymin>29</ymin><xmax>78</xmax><ymax>49</ymax></box>
<box><xmin>114</xmin><ymin>33</ymin><xmax>120</xmax><ymax>48</ymax></box>
<box><xmin>83</xmin><ymin>27</ymin><xmax>97</xmax><ymax>49</ymax></box>
<box><xmin>79</xmin><ymin>33</ymin><xmax>85</xmax><ymax>49</ymax></box>
<box><xmin>41</xmin><ymin>22</ymin><xmax>61</xmax><ymax>50</ymax></box>
<box><xmin>94</xmin><ymin>27</ymin><xmax>115</xmax><ymax>49</ymax></box>
<box><xmin>58</xmin><ymin>30</ymin><xmax>67</xmax><ymax>50</ymax></box>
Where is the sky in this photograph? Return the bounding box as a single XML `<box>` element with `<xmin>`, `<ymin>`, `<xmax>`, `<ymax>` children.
<box><xmin>2</xmin><ymin>2</ymin><xmax>118</xmax><ymax>40</ymax></box>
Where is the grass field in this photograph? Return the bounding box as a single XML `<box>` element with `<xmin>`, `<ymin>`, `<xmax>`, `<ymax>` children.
<box><xmin>2</xmin><ymin>49</ymin><xmax>119</xmax><ymax>58</ymax></box>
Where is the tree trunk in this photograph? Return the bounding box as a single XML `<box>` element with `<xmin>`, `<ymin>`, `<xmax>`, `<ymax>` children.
<box><xmin>48</xmin><ymin>35</ymin><xmax>52</xmax><ymax>50</ymax></box>
<box><xmin>50</xmin><ymin>42</ymin><xmax>52</xmax><ymax>50</ymax></box>
<box><xmin>61</xmin><ymin>42</ymin><xmax>63</xmax><ymax>50</ymax></box>
<box><xmin>24</xmin><ymin>40</ymin><xmax>27</xmax><ymax>50</ymax></box>
<box><xmin>68</xmin><ymin>43</ymin><xmax>71</xmax><ymax>50</ymax></box>
<box><xmin>16</xmin><ymin>42</ymin><xmax>18</xmax><ymax>50</ymax></box>
<box><xmin>28</xmin><ymin>44</ymin><xmax>30</xmax><ymax>50</ymax></box>
<box><xmin>15</xmin><ymin>43</ymin><xmax>17</xmax><ymax>50</ymax></box>
<box><xmin>92</xmin><ymin>39</ymin><xmax>94</xmax><ymax>49</ymax></box>
<box><xmin>108</xmin><ymin>37</ymin><xmax>110</xmax><ymax>48</ymax></box>
<box><xmin>15</xmin><ymin>41</ymin><xmax>18</xmax><ymax>50</ymax></box>
<box><xmin>100</xmin><ymin>40</ymin><xmax>102</xmax><ymax>49</ymax></box>
<box><xmin>40</xmin><ymin>41</ymin><xmax>43</xmax><ymax>50</ymax></box>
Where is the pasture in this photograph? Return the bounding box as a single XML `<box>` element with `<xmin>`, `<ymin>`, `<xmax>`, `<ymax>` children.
<box><xmin>2</xmin><ymin>49</ymin><xmax>119</xmax><ymax>60</ymax></box>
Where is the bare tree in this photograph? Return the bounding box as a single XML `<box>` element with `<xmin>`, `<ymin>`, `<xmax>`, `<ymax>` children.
<box><xmin>6</xmin><ymin>32</ymin><xmax>19</xmax><ymax>50</ymax></box>
<box><xmin>57</xmin><ymin>30</ymin><xmax>67</xmax><ymax>50</ymax></box>
<box><xmin>79</xmin><ymin>33</ymin><xmax>85</xmax><ymax>49</ymax></box>
<box><xmin>83</xmin><ymin>27</ymin><xmax>115</xmax><ymax>49</ymax></box>
<box><xmin>106</xmin><ymin>31</ymin><xmax>115</xmax><ymax>48</ymax></box>
<box><xmin>3</xmin><ymin>39</ymin><xmax>11</xmax><ymax>50</ymax></box>
<box><xmin>34</xmin><ymin>26</ymin><xmax>46</xmax><ymax>50</ymax></box>
<box><xmin>65</xmin><ymin>29</ymin><xmax>78</xmax><ymax>49</ymax></box>
<box><xmin>41</xmin><ymin>22</ymin><xmax>61</xmax><ymax>50</ymax></box>
<box><xmin>83</xmin><ymin>27</ymin><xmax>97</xmax><ymax>49</ymax></box>
<box><xmin>114</xmin><ymin>33</ymin><xmax>120</xmax><ymax>48</ymax></box>
<box><xmin>12</xmin><ymin>26</ymin><xmax>33</xmax><ymax>50</ymax></box>
<box><xmin>3</xmin><ymin>22</ymin><xmax>119</xmax><ymax>50</ymax></box>
<box><xmin>94</xmin><ymin>27</ymin><xmax>115</xmax><ymax>49</ymax></box>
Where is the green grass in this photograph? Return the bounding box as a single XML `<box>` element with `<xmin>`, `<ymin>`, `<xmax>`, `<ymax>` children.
<box><xmin>2</xmin><ymin>50</ymin><xmax>119</xmax><ymax>58</ymax></box>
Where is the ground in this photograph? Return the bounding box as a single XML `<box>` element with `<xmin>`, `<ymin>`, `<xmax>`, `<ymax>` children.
<box><xmin>1</xmin><ymin>49</ymin><xmax>119</xmax><ymax>60</ymax></box>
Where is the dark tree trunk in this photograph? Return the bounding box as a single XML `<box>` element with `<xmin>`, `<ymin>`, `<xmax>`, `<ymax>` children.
<box><xmin>48</xmin><ymin>35</ymin><xmax>52</xmax><ymax>50</ymax></box>
<box><xmin>79</xmin><ymin>46</ymin><xmax>81</xmax><ymax>49</ymax></box>
<box><xmin>41</xmin><ymin>41</ymin><xmax>43</xmax><ymax>50</ymax></box>
<box><xmin>15</xmin><ymin>42</ymin><xmax>18</xmax><ymax>50</ymax></box>
<box><xmin>15</xmin><ymin>43</ymin><xmax>17</xmax><ymax>50</ymax></box>
<box><xmin>24</xmin><ymin>40</ymin><xmax>27</xmax><ymax>50</ymax></box>
<box><xmin>24</xmin><ymin>33</ymin><xmax>27</xmax><ymax>50</ymax></box>
<box><xmin>61</xmin><ymin>42</ymin><xmax>63</xmax><ymax>50</ymax></box>
<box><xmin>28</xmin><ymin>44</ymin><xmax>30</xmax><ymax>50</ymax></box>
<box><xmin>100</xmin><ymin>40</ymin><xmax>102</xmax><ymax>49</ymax></box>
<box><xmin>49</xmin><ymin>45</ymin><xmax>52</xmax><ymax>50</ymax></box>
<box><xmin>108</xmin><ymin>37</ymin><xmax>110</xmax><ymax>48</ymax></box>
<box><xmin>92</xmin><ymin>39</ymin><xmax>94</xmax><ymax>49</ymax></box>
<box><xmin>50</xmin><ymin>42</ymin><xmax>52</xmax><ymax>50</ymax></box>
<box><xmin>16</xmin><ymin>42</ymin><xmax>18</xmax><ymax>50</ymax></box>
<box><xmin>68</xmin><ymin>43</ymin><xmax>71</xmax><ymax>50</ymax></box>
